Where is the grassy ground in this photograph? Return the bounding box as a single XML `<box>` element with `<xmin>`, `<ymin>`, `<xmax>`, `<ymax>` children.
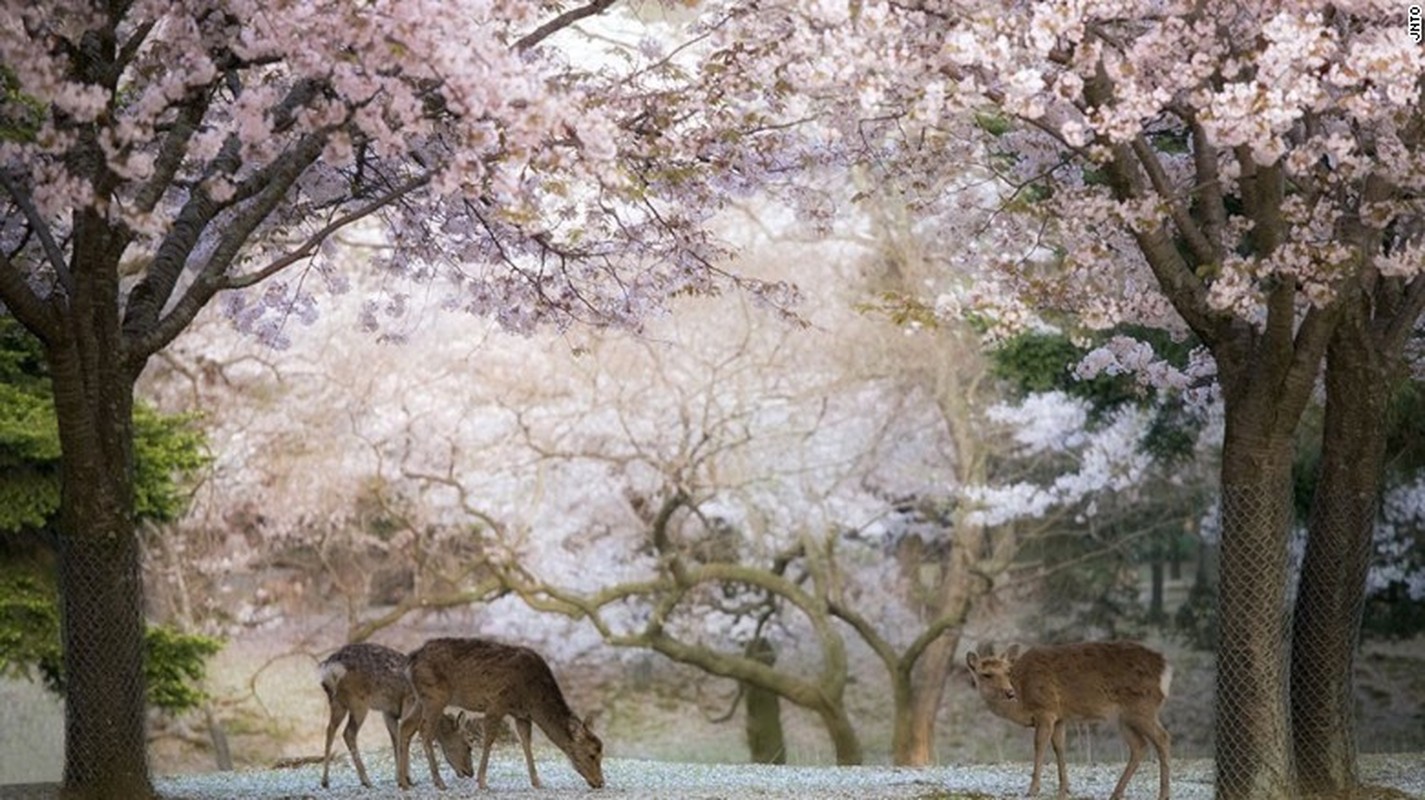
<box><xmin>3</xmin><ymin>753</ymin><xmax>1424</xmax><ymax>800</ymax></box>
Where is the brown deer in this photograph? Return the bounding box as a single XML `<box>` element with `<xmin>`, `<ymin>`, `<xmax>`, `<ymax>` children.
<box><xmin>397</xmin><ymin>637</ymin><xmax>605</xmax><ymax>791</ymax></box>
<box><xmin>965</xmin><ymin>641</ymin><xmax>1172</xmax><ymax>800</ymax></box>
<box><xmin>318</xmin><ymin>642</ymin><xmax>475</xmax><ymax>788</ymax></box>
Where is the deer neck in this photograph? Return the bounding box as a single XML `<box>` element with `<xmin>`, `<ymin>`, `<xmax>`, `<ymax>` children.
<box><xmin>986</xmin><ymin>692</ymin><xmax>1035</xmax><ymax>727</ymax></box>
<box><xmin>531</xmin><ymin>705</ymin><xmax>575</xmax><ymax>752</ymax></box>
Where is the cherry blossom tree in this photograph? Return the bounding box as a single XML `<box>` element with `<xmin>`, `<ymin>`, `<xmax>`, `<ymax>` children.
<box><xmin>643</xmin><ymin>2</ymin><xmax>1425</xmax><ymax>797</ymax></box>
<box><xmin>0</xmin><ymin>2</ymin><xmax>795</xmax><ymax>795</ymax></box>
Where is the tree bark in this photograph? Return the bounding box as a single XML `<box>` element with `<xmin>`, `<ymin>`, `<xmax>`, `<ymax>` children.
<box><xmin>900</xmin><ymin>630</ymin><xmax>958</xmax><ymax>766</ymax></box>
<box><xmin>1290</xmin><ymin>296</ymin><xmax>1390</xmax><ymax>796</ymax></box>
<box><xmin>1215</xmin><ymin>441</ymin><xmax>1295</xmax><ymax>800</ymax></box>
<box><xmin>1208</xmin><ymin>301</ymin><xmax>1322</xmax><ymax>800</ymax></box>
<box><xmin>1213</xmin><ymin>414</ymin><xmax>1298</xmax><ymax>800</ymax></box>
<box><xmin>48</xmin><ymin>328</ymin><xmax>152</xmax><ymax>799</ymax></box>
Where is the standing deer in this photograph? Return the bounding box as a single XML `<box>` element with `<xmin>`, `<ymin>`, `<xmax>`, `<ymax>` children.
<box><xmin>965</xmin><ymin>641</ymin><xmax>1172</xmax><ymax>800</ymax></box>
<box><xmin>318</xmin><ymin>642</ymin><xmax>475</xmax><ymax>788</ymax></box>
<box><xmin>397</xmin><ymin>637</ymin><xmax>605</xmax><ymax>791</ymax></box>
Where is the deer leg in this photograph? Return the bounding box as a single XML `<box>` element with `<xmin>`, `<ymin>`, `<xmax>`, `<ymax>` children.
<box><xmin>515</xmin><ymin>717</ymin><xmax>542</xmax><ymax>788</ymax></box>
<box><xmin>343</xmin><ymin>706</ymin><xmax>372</xmax><ymax>788</ymax></box>
<box><xmin>1145</xmin><ymin>717</ymin><xmax>1172</xmax><ymax>800</ymax></box>
<box><xmin>1110</xmin><ymin>722</ymin><xmax>1147</xmax><ymax>800</ymax></box>
<box><xmin>1049</xmin><ymin>719</ymin><xmax>1069</xmax><ymax>799</ymax></box>
<box><xmin>380</xmin><ymin>711</ymin><xmax>401</xmax><ymax>783</ymax></box>
<box><xmin>1029</xmin><ymin>717</ymin><xmax>1054</xmax><ymax>797</ymax></box>
<box><xmin>396</xmin><ymin>702</ymin><xmax>420</xmax><ymax>790</ymax></box>
<box><xmin>419</xmin><ymin>700</ymin><xmax>450</xmax><ymax>790</ymax></box>
<box><xmin>477</xmin><ymin>714</ymin><xmax>502</xmax><ymax>790</ymax></box>
<box><xmin>321</xmin><ymin>700</ymin><xmax>346</xmax><ymax>788</ymax></box>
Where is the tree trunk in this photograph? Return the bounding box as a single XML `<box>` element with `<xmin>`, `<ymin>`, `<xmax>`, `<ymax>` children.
<box><xmin>1291</xmin><ymin>304</ymin><xmax>1389</xmax><ymax>796</ymax></box>
<box><xmin>1149</xmin><ymin>554</ymin><xmax>1167</xmax><ymax>624</ymax></box>
<box><xmin>890</xmin><ymin>526</ymin><xmax>981</xmax><ymax>766</ymax></box>
<box><xmin>640</xmin><ymin>618</ymin><xmax>863</xmax><ymax>766</ymax></box>
<box><xmin>813</xmin><ymin>702</ymin><xmax>863</xmax><ymax>765</ymax></box>
<box><xmin>1214</xmin><ymin>421</ymin><xmax>1297</xmax><ymax>800</ymax></box>
<box><xmin>899</xmin><ymin>630</ymin><xmax>958</xmax><ymax>766</ymax></box>
<box><xmin>48</xmin><ymin>332</ymin><xmax>152</xmax><ymax>799</ymax></box>
<box><xmin>742</xmin><ymin>637</ymin><xmax>786</xmax><ymax>764</ymax></box>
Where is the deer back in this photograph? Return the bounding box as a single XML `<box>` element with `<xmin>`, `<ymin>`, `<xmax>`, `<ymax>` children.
<box><xmin>407</xmin><ymin>638</ymin><xmax>571</xmax><ymax>720</ymax></box>
<box><xmin>969</xmin><ymin>641</ymin><xmax>1170</xmax><ymax>724</ymax></box>
<box><xmin>320</xmin><ymin>642</ymin><xmax>412</xmax><ymax>715</ymax></box>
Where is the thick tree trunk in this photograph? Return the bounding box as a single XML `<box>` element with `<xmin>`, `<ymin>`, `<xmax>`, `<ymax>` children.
<box><xmin>47</xmin><ymin>229</ymin><xmax>153</xmax><ymax>798</ymax></box>
<box><xmin>1214</xmin><ymin>424</ymin><xmax>1296</xmax><ymax>800</ymax></box>
<box><xmin>56</xmin><ymin>521</ymin><xmax>148</xmax><ymax>799</ymax></box>
<box><xmin>890</xmin><ymin>527</ymin><xmax>980</xmax><ymax>766</ymax></box>
<box><xmin>899</xmin><ymin>630</ymin><xmax>958</xmax><ymax>766</ymax></box>
<box><xmin>1291</xmin><ymin>308</ymin><xmax>1389</xmax><ymax>796</ymax></box>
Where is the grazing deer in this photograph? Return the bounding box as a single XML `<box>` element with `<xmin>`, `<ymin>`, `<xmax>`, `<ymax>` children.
<box><xmin>318</xmin><ymin>642</ymin><xmax>475</xmax><ymax>788</ymax></box>
<box><xmin>965</xmin><ymin>641</ymin><xmax>1172</xmax><ymax>800</ymax></box>
<box><xmin>397</xmin><ymin>637</ymin><xmax>605</xmax><ymax>791</ymax></box>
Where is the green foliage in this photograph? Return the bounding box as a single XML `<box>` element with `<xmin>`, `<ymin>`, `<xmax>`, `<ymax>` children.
<box><xmin>0</xmin><ymin>468</ymin><xmax>60</xmax><ymax>532</ymax></box>
<box><xmin>1385</xmin><ymin>381</ymin><xmax>1425</xmax><ymax>475</ymax></box>
<box><xmin>973</xmin><ymin>111</ymin><xmax>1011</xmax><ymax>137</ymax></box>
<box><xmin>0</xmin><ymin>318</ymin><xmax>60</xmax><ymax>533</ymax></box>
<box><xmin>1149</xmin><ymin>129</ymin><xmax>1190</xmax><ymax>154</ymax></box>
<box><xmin>989</xmin><ymin>327</ymin><xmax>1189</xmax><ymax>407</ymax></box>
<box><xmin>143</xmin><ymin>624</ymin><xmax>224</xmax><ymax>713</ymax></box>
<box><xmin>0</xmin><ymin>561</ymin><xmax>223</xmax><ymax>713</ymax></box>
<box><xmin>133</xmin><ymin>407</ymin><xmax>209</xmax><ymax>523</ymax></box>
<box><xmin>988</xmin><ymin>327</ymin><xmax>1212</xmax><ymax>639</ymax></box>
<box><xmin>1174</xmin><ymin>568</ymin><xmax>1220</xmax><ymax>650</ymax></box>
<box><xmin>987</xmin><ymin>331</ymin><xmax>1087</xmax><ymax>394</ymax></box>
<box><xmin>0</xmin><ymin>65</ymin><xmax>44</xmax><ymax>143</ymax></box>
<box><xmin>1</xmin><ymin>315</ymin><xmax>217</xmax><ymax>710</ymax></box>
<box><xmin>0</xmin><ymin>566</ymin><xmax>63</xmax><ymax>691</ymax></box>
<box><xmin>1361</xmin><ymin>580</ymin><xmax>1425</xmax><ymax>640</ymax></box>
<box><xmin>1026</xmin><ymin>529</ymin><xmax>1150</xmax><ymax>641</ymax></box>
<box><xmin>0</xmin><ymin>316</ymin><xmax>210</xmax><ymax>531</ymax></box>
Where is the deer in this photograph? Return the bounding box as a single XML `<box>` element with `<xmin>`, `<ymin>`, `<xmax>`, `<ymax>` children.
<box><xmin>317</xmin><ymin>642</ymin><xmax>476</xmax><ymax>788</ymax></box>
<box><xmin>397</xmin><ymin>636</ymin><xmax>605</xmax><ymax>791</ymax></box>
<box><xmin>965</xmin><ymin>640</ymin><xmax>1172</xmax><ymax>800</ymax></box>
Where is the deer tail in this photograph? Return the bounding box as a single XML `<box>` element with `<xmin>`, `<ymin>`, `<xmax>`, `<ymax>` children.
<box><xmin>318</xmin><ymin>658</ymin><xmax>347</xmax><ymax>700</ymax></box>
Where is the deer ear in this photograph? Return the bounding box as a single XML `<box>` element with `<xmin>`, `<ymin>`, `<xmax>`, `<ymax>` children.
<box><xmin>1005</xmin><ymin>643</ymin><xmax>1022</xmax><ymax>661</ymax></box>
<box><xmin>582</xmin><ymin>709</ymin><xmax>602</xmax><ymax>731</ymax></box>
<box><xmin>966</xmin><ymin>651</ymin><xmax>980</xmax><ymax>670</ymax></box>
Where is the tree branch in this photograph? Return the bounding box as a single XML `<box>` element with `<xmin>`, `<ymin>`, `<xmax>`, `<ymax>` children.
<box><xmin>1129</xmin><ymin>134</ymin><xmax>1215</xmax><ymax>267</ymax></box>
<box><xmin>126</xmin><ymin>134</ymin><xmax>328</xmax><ymax>365</ymax></box>
<box><xmin>0</xmin><ymin>171</ymin><xmax>74</xmax><ymax>303</ymax></box>
<box><xmin>224</xmin><ymin>172</ymin><xmax>431</xmax><ymax>291</ymax></box>
<box><xmin>1188</xmin><ymin>117</ymin><xmax>1228</xmax><ymax>258</ymax></box>
<box><xmin>514</xmin><ymin>0</ymin><xmax>619</xmax><ymax>51</ymax></box>
<box><xmin>132</xmin><ymin>88</ymin><xmax>213</xmax><ymax>214</ymax></box>
<box><xmin>0</xmin><ymin>254</ymin><xmax>61</xmax><ymax>342</ymax></box>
